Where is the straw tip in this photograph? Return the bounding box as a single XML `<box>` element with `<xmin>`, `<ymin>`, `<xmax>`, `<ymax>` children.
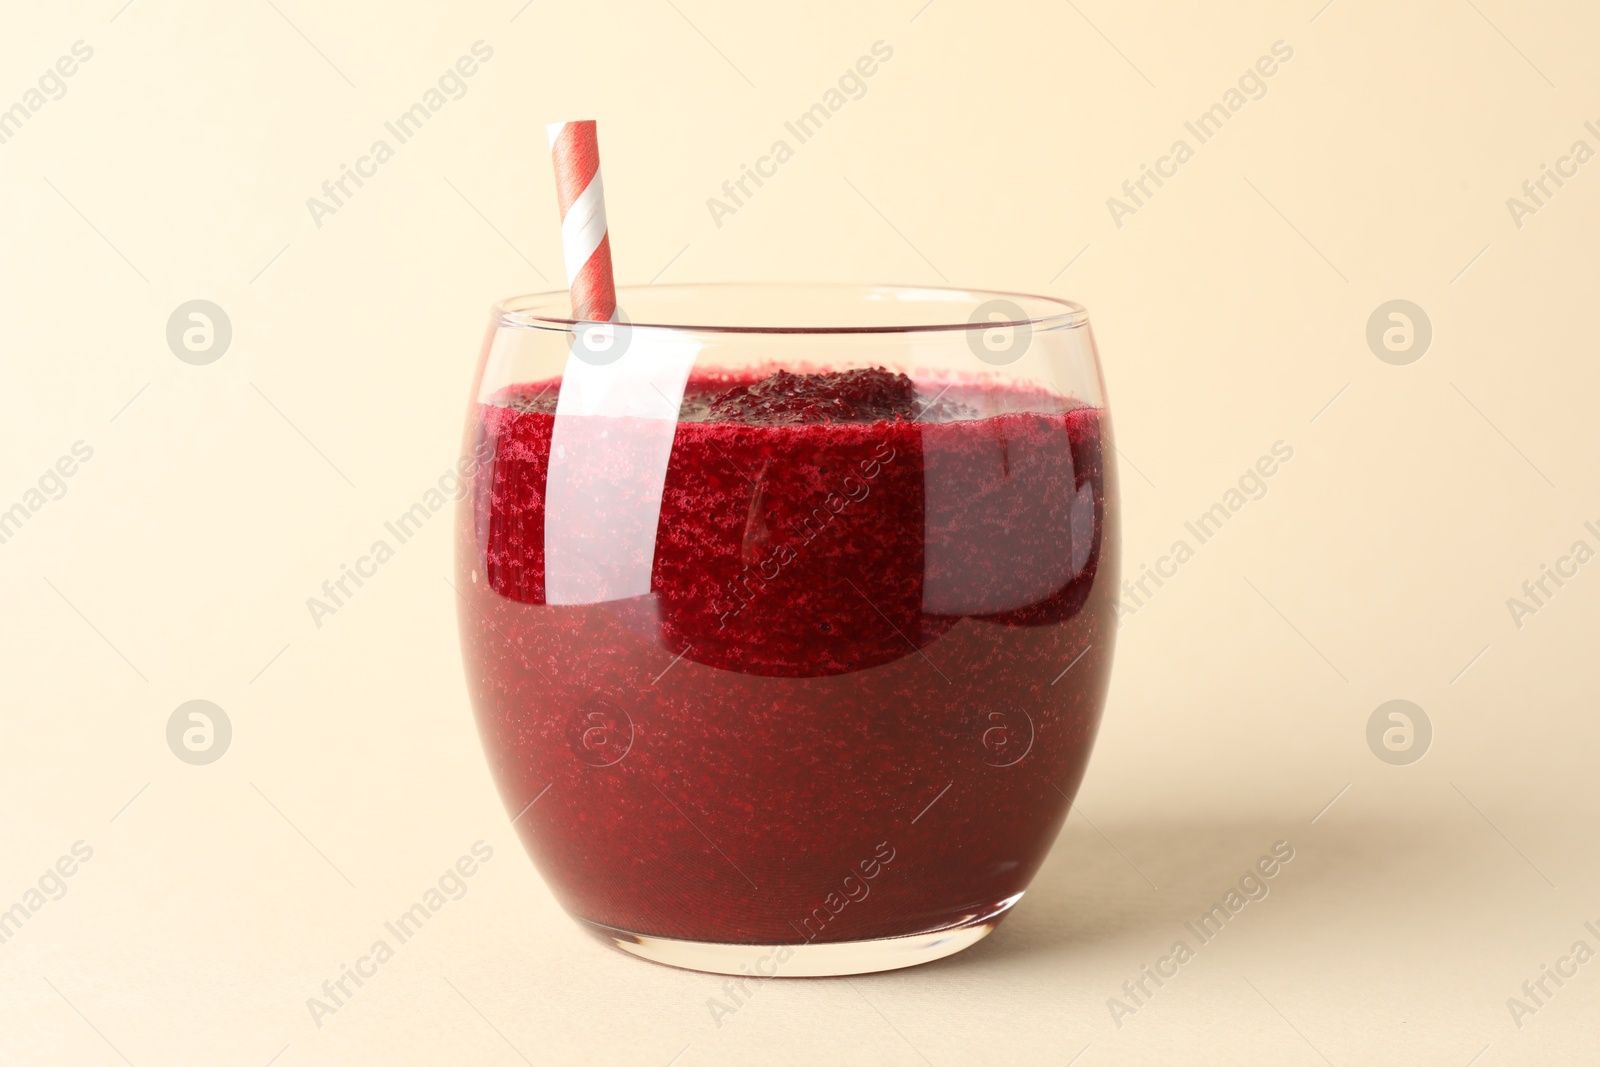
<box><xmin>547</xmin><ymin>119</ymin><xmax>596</xmax><ymax>147</ymax></box>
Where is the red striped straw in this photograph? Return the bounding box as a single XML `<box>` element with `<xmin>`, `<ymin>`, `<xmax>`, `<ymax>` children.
<box><xmin>546</xmin><ymin>120</ymin><xmax>618</xmax><ymax>322</ymax></box>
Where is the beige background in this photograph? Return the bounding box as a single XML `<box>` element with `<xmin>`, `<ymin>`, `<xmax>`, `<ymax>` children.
<box><xmin>3</xmin><ymin>0</ymin><xmax>1598</xmax><ymax>1063</ymax></box>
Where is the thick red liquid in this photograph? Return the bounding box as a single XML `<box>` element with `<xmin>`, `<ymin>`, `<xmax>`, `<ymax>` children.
<box><xmin>456</xmin><ymin>369</ymin><xmax>1118</xmax><ymax>944</ymax></box>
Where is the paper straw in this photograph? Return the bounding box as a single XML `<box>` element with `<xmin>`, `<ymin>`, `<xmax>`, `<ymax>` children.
<box><xmin>547</xmin><ymin>119</ymin><xmax>618</xmax><ymax>322</ymax></box>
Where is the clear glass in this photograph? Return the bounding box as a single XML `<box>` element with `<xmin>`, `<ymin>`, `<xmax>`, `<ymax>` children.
<box><xmin>454</xmin><ymin>283</ymin><xmax>1120</xmax><ymax>976</ymax></box>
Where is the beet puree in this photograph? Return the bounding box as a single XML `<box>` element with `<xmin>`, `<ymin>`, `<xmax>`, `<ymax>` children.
<box><xmin>456</xmin><ymin>368</ymin><xmax>1118</xmax><ymax>944</ymax></box>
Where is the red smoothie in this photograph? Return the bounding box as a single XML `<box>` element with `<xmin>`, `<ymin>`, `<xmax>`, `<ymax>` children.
<box><xmin>455</xmin><ymin>367</ymin><xmax>1118</xmax><ymax>945</ymax></box>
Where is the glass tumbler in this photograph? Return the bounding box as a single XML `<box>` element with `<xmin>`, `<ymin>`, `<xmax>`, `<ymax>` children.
<box><xmin>454</xmin><ymin>284</ymin><xmax>1119</xmax><ymax>976</ymax></box>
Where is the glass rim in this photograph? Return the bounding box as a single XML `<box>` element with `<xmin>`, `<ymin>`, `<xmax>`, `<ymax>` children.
<box><xmin>493</xmin><ymin>282</ymin><xmax>1089</xmax><ymax>335</ymax></box>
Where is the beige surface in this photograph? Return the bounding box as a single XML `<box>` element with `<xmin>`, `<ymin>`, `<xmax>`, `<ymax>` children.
<box><xmin>3</xmin><ymin>0</ymin><xmax>1598</xmax><ymax>1063</ymax></box>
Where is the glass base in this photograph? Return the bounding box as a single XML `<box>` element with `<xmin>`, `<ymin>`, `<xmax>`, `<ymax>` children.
<box><xmin>583</xmin><ymin>893</ymin><xmax>1022</xmax><ymax>977</ymax></box>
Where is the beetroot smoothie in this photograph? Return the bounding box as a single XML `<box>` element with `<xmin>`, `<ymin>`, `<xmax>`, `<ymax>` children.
<box><xmin>455</xmin><ymin>367</ymin><xmax>1118</xmax><ymax>945</ymax></box>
